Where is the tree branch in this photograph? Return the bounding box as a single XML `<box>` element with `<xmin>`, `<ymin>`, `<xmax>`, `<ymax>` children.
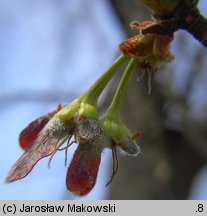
<box><xmin>0</xmin><ymin>90</ymin><xmax>78</xmax><ymax>111</ymax></box>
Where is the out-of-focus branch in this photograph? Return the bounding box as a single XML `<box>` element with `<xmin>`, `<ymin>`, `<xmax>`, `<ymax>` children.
<box><xmin>183</xmin><ymin>120</ymin><xmax>207</xmax><ymax>161</ymax></box>
<box><xmin>0</xmin><ymin>90</ymin><xmax>78</xmax><ymax>111</ymax></box>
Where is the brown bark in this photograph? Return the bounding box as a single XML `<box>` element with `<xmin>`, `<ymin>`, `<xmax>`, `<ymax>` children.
<box><xmin>180</xmin><ymin>8</ymin><xmax>207</xmax><ymax>47</ymax></box>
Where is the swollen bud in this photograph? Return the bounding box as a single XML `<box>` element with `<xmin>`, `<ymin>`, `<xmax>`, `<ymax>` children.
<box><xmin>119</xmin><ymin>21</ymin><xmax>173</xmax><ymax>68</ymax></box>
<box><xmin>139</xmin><ymin>0</ymin><xmax>181</xmax><ymax>16</ymax></box>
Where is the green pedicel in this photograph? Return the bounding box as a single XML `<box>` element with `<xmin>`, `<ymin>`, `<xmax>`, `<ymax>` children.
<box><xmin>54</xmin><ymin>55</ymin><xmax>129</xmax><ymax>122</ymax></box>
<box><xmin>100</xmin><ymin>58</ymin><xmax>138</xmax><ymax>142</ymax></box>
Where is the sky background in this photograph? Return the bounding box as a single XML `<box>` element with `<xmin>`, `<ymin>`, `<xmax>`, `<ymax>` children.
<box><xmin>0</xmin><ymin>0</ymin><xmax>207</xmax><ymax>200</ymax></box>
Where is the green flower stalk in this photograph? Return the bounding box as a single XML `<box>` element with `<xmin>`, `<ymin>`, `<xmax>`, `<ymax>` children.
<box><xmin>100</xmin><ymin>58</ymin><xmax>140</xmax><ymax>152</ymax></box>
<box><xmin>56</xmin><ymin>54</ymin><xmax>128</xmax><ymax>121</ymax></box>
<box><xmin>98</xmin><ymin>58</ymin><xmax>141</xmax><ymax>186</ymax></box>
<box><xmin>103</xmin><ymin>58</ymin><xmax>138</xmax><ymax>120</ymax></box>
<box><xmin>82</xmin><ymin>54</ymin><xmax>128</xmax><ymax>106</ymax></box>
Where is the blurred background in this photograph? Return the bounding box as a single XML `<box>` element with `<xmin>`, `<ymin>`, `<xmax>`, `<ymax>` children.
<box><xmin>1</xmin><ymin>0</ymin><xmax>207</xmax><ymax>200</ymax></box>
